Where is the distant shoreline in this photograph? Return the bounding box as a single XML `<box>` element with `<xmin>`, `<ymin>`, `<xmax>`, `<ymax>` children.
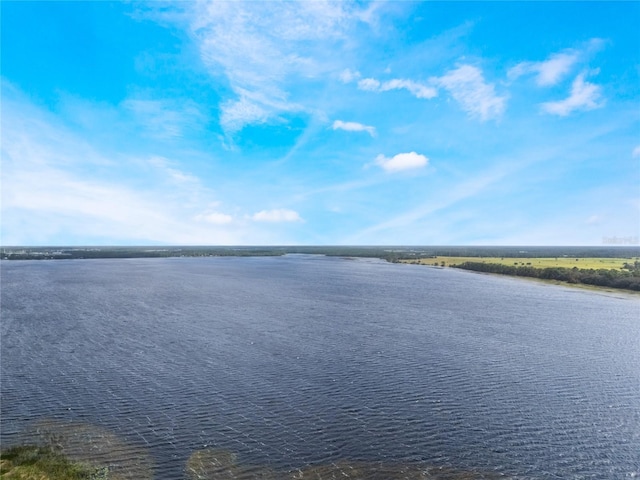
<box><xmin>3</xmin><ymin>245</ymin><xmax>640</xmax><ymax>261</ymax></box>
<box><xmin>3</xmin><ymin>245</ymin><xmax>639</xmax><ymax>293</ymax></box>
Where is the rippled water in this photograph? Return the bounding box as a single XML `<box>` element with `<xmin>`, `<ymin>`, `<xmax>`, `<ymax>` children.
<box><xmin>1</xmin><ymin>255</ymin><xmax>639</xmax><ymax>479</ymax></box>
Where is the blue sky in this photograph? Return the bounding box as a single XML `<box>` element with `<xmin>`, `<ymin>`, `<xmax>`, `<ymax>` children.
<box><xmin>1</xmin><ymin>1</ymin><xmax>639</xmax><ymax>246</ymax></box>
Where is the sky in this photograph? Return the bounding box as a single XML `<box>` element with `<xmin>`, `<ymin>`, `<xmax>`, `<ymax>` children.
<box><xmin>1</xmin><ymin>1</ymin><xmax>639</xmax><ymax>246</ymax></box>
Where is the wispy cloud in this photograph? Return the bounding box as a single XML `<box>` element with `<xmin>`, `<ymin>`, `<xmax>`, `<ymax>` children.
<box><xmin>586</xmin><ymin>214</ymin><xmax>602</xmax><ymax>225</ymax></box>
<box><xmin>219</xmin><ymin>89</ymin><xmax>300</xmax><ymax>134</ymax></box>
<box><xmin>357</xmin><ymin>77</ymin><xmax>437</xmax><ymax>99</ymax></box>
<box><xmin>433</xmin><ymin>65</ymin><xmax>506</xmax><ymax>120</ymax></box>
<box><xmin>0</xmin><ymin>87</ymin><xmax>247</xmax><ymax>245</ymax></box>
<box><xmin>374</xmin><ymin>152</ymin><xmax>429</xmax><ymax>172</ymax></box>
<box><xmin>508</xmin><ymin>39</ymin><xmax>605</xmax><ymax>87</ymax></box>
<box><xmin>172</xmin><ymin>2</ymin><xmax>374</xmax><ymax>134</ymax></box>
<box><xmin>541</xmin><ymin>72</ymin><xmax>604</xmax><ymax>116</ymax></box>
<box><xmin>339</xmin><ymin>68</ymin><xmax>361</xmax><ymax>83</ymax></box>
<box><xmin>509</xmin><ymin>52</ymin><xmax>580</xmax><ymax>87</ymax></box>
<box><xmin>348</xmin><ymin>155</ymin><xmax>530</xmax><ymax>244</ymax></box>
<box><xmin>252</xmin><ymin>209</ymin><xmax>302</xmax><ymax>222</ymax></box>
<box><xmin>148</xmin><ymin>156</ymin><xmax>200</xmax><ymax>185</ymax></box>
<box><xmin>2</xmin><ymin>158</ymin><xmax>245</xmax><ymax>245</ymax></box>
<box><xmin>122</xmin><ymin>98</ymin><xmax>204</xmax><ymax>139</ymax></box>
<box><xmin>332</xmin><ymin>120</ymin><xmax>376</xmax><ymax>137</ymax></box>
<box><xmin>348</xmin><ymin>173</ymin><xmax>503</xmax><ymax>243</ymax></box>
<box><xmin>4</xmin><ymin>3</ymin><xmax>637</xmax><ymax>247</ymax></box>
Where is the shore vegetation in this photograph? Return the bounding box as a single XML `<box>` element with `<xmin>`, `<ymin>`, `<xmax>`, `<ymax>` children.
<box><xmin>401</xmin><ymin>256</ymin><xmax>640</xmax><ymax>291</ymax></box>
<box><xmin>0</xmin><ymin>445</ymin><xmax>107</xmax><ymax>480</ymax></box>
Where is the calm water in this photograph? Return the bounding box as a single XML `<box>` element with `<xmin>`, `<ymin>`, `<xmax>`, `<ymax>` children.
<box><xmin>1</xmin><ymin>255</ymin><xmax>639</xmax><ymax>478</ymax></box>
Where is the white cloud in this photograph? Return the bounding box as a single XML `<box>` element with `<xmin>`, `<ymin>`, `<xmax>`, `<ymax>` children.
<box><xmin>509</xmin><ymin>52</ymin><xmax>579</xmax><ymax>86</ymax></box>
<box><xmin>380</xmin><ymin>79</ymin><xmax>438</xmax><ymax>99</ymax></box>
<box><xmin>433</xmin><ymin>65</ymin><xmax>506</xmax><ymax>120</ymax></box>
<box><xmin>535</xmin><ymin>53</ymin><xmax>578</xmax><ymax>86</ymax></box>
<box><xmin>541</xmin><ymin>73</ymin><xmax>604</xmax><ymax>116</ymax></box>
<box><xmin>375</xmin><ymin>152</ymin><xmax>429</xmax><ymax>172</ymax></box>
<box><xmin>632</xmin><ymin>146</ymin><xmax>640</xmax><ymax>158</ymax></box>
<box><xmin>252</xmin><ymin>209</ymin><xmax>302</xmax><ymax>222</ymax></box>
<box><xmin>357</xmin><ymin>77</ymin><xmax>437</xmax><ymax>99</ymax></box>
<box><xmin>332</xmin><ymin>120</ymin><xmax>376</xmax><ymax>136</ymax></box>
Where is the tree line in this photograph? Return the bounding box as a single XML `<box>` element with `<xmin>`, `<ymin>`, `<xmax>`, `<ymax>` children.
<box><xmin>453</xmin><ymin>261</ymin><xmax>640</xmax><ymax>291</ymax></box>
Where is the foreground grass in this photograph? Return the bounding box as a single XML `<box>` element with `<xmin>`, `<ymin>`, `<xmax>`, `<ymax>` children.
<box><xmin>1</xmin><ymin>445</ymin><xmax>505</xmax><ymax>480</ymax></box>
<box><xmin>0</xmin><ymin>445</ymin><xmax>107</xmax><ymax>479</ymax></box>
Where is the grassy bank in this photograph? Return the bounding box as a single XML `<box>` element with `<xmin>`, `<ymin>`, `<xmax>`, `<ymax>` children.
<box><xmin>0</xmin><ymin>445</ymin><xmax>107</xmax><ymax>479</ymax></box>
<box><xmin>400</xmin><ymin>256</ymin><xmax>640</xmax><ymax>292</ymax></box>
<box><xmin>0</xmin><ymin>444</ymin><xmax>502</xmax><ymax>479</ymax></box>
<box><xmin>402</xmin><ymin>256</ymin><xmax>637</xmax><ymax>270</ymax></box>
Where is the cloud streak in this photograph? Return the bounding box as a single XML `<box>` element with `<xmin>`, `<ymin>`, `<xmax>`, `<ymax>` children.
<box><xmin>509</xmin><ymin>52</ymin><xmax>580</xmax><ymax>86</ymax></box>
<box><xmin>541</xmin><ymin>73</ymin><xmax>604</xmax><ymax>116</ymax></box>
<box><xmin>332</xmin><ymin>120</ymin><xmax>376</xmax><ymax>136</ymax></box>
<box><xmin>433</xmin><ymin>65</ymin><xmax>506</xmax><ymax>120</ymax></box>
<box><xmin>349</xmin><ymin>154</ymin><xmax>534</xmax><ymax>243</ymax></box>
<box><xmin>508</xmin><ymin>39</ymin><xmax>605</xmax><ymax>87</ymax></box>
<box><xmin>357</xmin><ymin>77</ymin><xmax>437</xmax><ymax>99</ymax></box>
<box><xmin>148</xmin><ymin>156</ymin><xmax>200</xmax><ymax>185</ymax></box>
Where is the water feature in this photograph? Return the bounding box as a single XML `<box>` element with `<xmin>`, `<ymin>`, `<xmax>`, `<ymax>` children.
<box><xmin>1</xmin><ymin>255</ymin><xmax>638</xmax><ymax>478</ymax></box>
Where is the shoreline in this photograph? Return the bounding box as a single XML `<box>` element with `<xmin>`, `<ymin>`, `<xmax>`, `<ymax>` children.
<box><xmin>2</xmin><ymin>247</ymin><xmax>638</xmax><ymax>296</ymax></box>
<box><xmin>401</xmin><ymin>261</ymin><xmax>640</xmax><ymax>298</ymax></box>
<box><xmin>458</xmin><ymin>266</ymin><xmax>640</xmax><ymax>298</ymax></box>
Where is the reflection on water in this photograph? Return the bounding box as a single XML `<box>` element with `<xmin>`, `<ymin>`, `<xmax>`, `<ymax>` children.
<box><xmin>186</xmin><ymin>448</ymin><xmax>507</xmax><ymax>479</ymax></box>
<box><xmin>186</xmin><ymin>448</ymin><xmax>277</xmax><ymax>479</ymax></box>
<box><xmin>288</xmin><ymin>462</ymin><xmax>503</xmax><ymax>480</ymax></box>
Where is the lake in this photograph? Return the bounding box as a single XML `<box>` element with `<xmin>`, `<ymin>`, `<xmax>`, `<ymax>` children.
<box><xmin>1</xmin><ymin>255</ymin><xmax>639</xmax><ymax>479</ymax></box>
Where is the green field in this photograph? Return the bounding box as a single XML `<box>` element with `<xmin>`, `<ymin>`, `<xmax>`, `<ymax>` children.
<box><xmin>403</xmin><ymin>256</ymin><xmax>639</xmax><ymax>270</ymax></box>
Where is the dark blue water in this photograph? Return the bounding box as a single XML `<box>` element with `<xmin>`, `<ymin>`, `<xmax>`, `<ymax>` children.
<box><xmin>1</xmin><ymin>256</ymin><xmax>639</xmax><ymax>478</ymax></box>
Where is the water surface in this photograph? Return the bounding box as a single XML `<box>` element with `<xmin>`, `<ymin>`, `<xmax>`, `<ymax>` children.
<box><xmin>1</xmin><ymin>256</ymin><xmax>638</xmax><ymax>478</ymax></box>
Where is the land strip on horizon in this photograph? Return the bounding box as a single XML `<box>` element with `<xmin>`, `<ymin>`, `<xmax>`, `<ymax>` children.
<box><xmin>2</xmin><ymin>245</ymin><xmax>639</xmax><ymax>262</ymax></box>
<box><xmin>401</xmin><ymin>256</ymin><xmax>637</xmax><ymax>270</ymax></box>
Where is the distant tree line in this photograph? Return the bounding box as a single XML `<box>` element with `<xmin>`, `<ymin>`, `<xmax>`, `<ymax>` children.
<box><xmin>4</xmin><ymin>245</ymin><xmax>639</xmax><ymax>259</ymax></box>
<box><xmin>453</xmin><ymin>261</ymin><xmax>640</xmax><ymax>291</ymax></box>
